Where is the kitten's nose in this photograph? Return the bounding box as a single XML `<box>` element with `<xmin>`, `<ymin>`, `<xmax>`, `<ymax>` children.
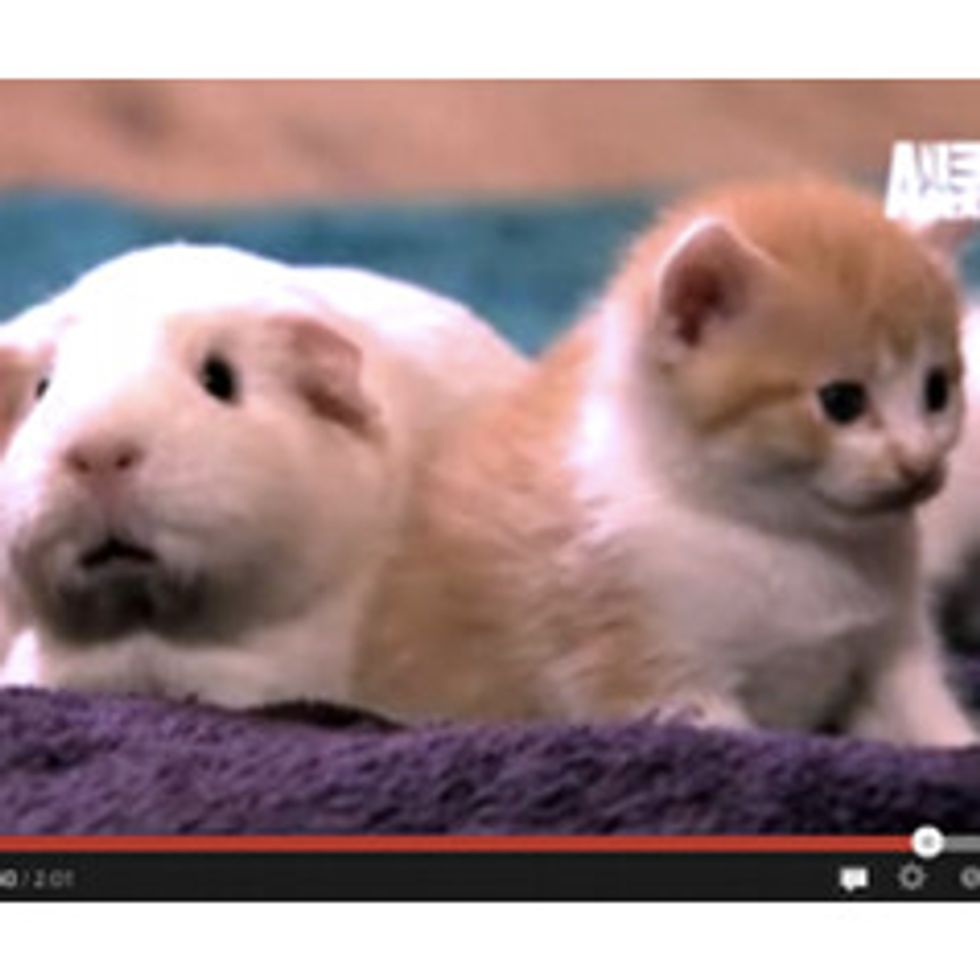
<box><xmin>64</xmin><ymin>435</ymin><xmax>144</xmax><ymax>484</ymax></box>
<box><xmin>892</xmin><ymin>441</ymin><xmax>941</xmax><ymax>483</ymax></box>
<box><xmin>897</xmin><ymin>459</ymin><xmax>930</xmax><ymax>484</ymax></box>
<box><xmin>893</xmin><ymin>446</ymin><xmax>945</xmax><ymax>501</ymax></box>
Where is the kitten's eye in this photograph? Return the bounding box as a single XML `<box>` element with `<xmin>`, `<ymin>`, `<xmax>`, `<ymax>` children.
<box><xmin>199</xmin><ymin>355</ymin><xmax>239</xmax><ymax>404</ymax></box>
<box><xmin>34</xmin><ymin>376</ymin><xmax>50</xmax><ymax>401</ymax></box>
<box><xmin>818</xmin><ymin>380</ymin><xmax>867</xmax><ymax>425</ymax></box>
<box><xmin>924</xmin><ymin>367</ymin><xmax>950</xmax><ymax>414</ymax></box>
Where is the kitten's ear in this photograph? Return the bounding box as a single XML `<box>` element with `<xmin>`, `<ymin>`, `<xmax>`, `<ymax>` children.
<box><xmin>651</xmin><ymin>217</ymin><xmax>770</xmax><ymax>363</ymax></box>
<box><xmin>271</xmin><ymin>314</ymin><xmax>384</xmax><ymax>441</ymax></box>
<box><xmin>907</xmin><ymin>216</ymin><xmax>979</xmax><ymax>264</ymax></box>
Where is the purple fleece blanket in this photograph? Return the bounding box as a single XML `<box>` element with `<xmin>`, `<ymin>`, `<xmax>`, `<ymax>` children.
<box><xmin>1</xmin><ymin>656</ymin><xmax>979</xmax><ymax>834</ymax></box>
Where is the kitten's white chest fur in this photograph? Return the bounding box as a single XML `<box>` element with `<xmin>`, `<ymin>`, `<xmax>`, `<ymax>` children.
<box><xmin>642</xmin><ymin>506</ymin><xmax>898</xmax><ymax>729</ymax></box>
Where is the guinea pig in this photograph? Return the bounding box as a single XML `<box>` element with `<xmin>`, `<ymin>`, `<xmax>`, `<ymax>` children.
<box><xmin>0</xmin><ymin>243</ymin><xmax>528</xmax><ymax>708</ymax></box>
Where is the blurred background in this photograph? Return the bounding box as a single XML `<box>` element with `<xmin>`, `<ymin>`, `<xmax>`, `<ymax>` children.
<box><xmin>3</xmin><ymin>79</ymin><xmax>980</xmax><ymax>351</ymax></box>
<box><xmin>3</xmin><ymin>80</ymin><xmax>980</xmax><ymax>203</ymax></box>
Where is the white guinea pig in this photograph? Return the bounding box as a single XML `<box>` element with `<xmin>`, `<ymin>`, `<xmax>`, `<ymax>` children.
<box><xmin>0</xmin><ymin>243</ymin><xmax>528</xmax><ymax>707</ymax></box>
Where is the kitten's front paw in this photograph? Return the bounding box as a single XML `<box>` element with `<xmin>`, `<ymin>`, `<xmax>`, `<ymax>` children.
<box><xmin>917</xmin><ymin>715</ymin><xmax>980</xmax><ymax>749</ymax></box>
<box><xmin>848</xmin><ymin>696</ymin><xmax>980</xmax><ymax>748</ymax></box>
<box><xmin>649</xmin><ymin>692</ymin><xmax>752</xmax><ymax>731</ymax></box>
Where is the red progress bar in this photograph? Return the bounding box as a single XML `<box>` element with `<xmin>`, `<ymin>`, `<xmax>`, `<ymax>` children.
<box><xmin>0</xmin><ymin>835</ymin><xmax>910</xmax><ymax>853</ymax></box>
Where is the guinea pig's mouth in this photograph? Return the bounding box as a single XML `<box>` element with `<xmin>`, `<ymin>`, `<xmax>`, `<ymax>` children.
<box><xmin>79</xmin><ymin>536</ymin><xmax>158</xmax><ymax>572</ymax></box>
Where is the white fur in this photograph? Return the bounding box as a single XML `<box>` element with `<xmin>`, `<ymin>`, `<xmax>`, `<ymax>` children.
<box><xmin>0</xmin><ymin>244</ymin><xmax>527</xmax><ymax>707</ymax></box>
<box><xmin>0</xmin><ymin>572</ymin><xmax>371</xmax><ymax>709</ymax></box>
<box><xmin>296</xmin><ymin>265</ymin><xmax>528</xmax><ymax>439</ymax></box>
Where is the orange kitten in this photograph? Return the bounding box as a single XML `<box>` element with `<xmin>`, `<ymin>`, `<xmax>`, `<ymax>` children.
<box><xmin>354</xmin><ymin>179</ymin><xmax>978</xmax><ymax>746</ymax></box>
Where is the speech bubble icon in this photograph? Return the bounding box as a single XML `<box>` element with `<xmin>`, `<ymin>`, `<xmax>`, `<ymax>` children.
<box><xmin>839</xmin><ymin>866</ymin><xmax>870</xmax><ymax>893</ymax></box>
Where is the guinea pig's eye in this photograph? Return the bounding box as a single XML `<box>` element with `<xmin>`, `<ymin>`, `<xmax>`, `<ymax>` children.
<box><xmin>34</xmin><ymin>375</ymin><xmax>50</xmax><ymax>401</ymax></box>
<box><xmin>199</xmin><ymin>355</ymin><xmax>239</xmax><ymax>404</ymax></box>
<box><xmin>817</xmin><ymin>380</ymin><xmax>867</xmax><ymax>425</ymax></box>
<box><xmin>924</xmin><ymin>367</ymin><xmax>950</xmax><ymax>414</ymax></box>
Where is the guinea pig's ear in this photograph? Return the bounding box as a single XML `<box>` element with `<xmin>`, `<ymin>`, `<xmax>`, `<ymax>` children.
<box><xmin>649</xmin><ymin>216</ymin><xmax>773</xmax><ymax>364</ymax></box>
<box><xmin>275</xmin><ymin>315</ymin><xmax>382</xmax><ymax>440</ymax></box>
<box><xmin>0</xmin><ymin>341</ymin><xmax>39</xmax><ymax>452</ymax></box>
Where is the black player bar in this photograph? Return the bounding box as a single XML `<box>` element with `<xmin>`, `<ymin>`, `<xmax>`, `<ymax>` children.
<box><xmin>0</xmin><ymin>849</ymin><xmax>976</xmax><ymax>901</ymax></box>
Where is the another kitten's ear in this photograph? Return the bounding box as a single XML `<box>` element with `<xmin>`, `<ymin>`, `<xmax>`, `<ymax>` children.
<box><xmin>650</xmin><ymin>216</ymin><xmax>771</xmax><ymax>363</ymax></box>
<box><xmin>906</xmin><ymin>216</ymin><xmax>979</xmax><ymax>265</ymax></box>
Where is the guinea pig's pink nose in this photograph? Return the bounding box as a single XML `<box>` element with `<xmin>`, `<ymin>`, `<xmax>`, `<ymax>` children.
<box><xmin>64</xmin><ymin>436</ymin><xmax>144</xmax><ymax>482</ymax></box>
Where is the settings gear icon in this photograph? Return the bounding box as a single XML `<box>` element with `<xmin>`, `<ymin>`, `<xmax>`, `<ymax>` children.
<box><xmin>897</xmin><ymin>862</ymin><xmax>928</xmax><ymax>891</ymax></box>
